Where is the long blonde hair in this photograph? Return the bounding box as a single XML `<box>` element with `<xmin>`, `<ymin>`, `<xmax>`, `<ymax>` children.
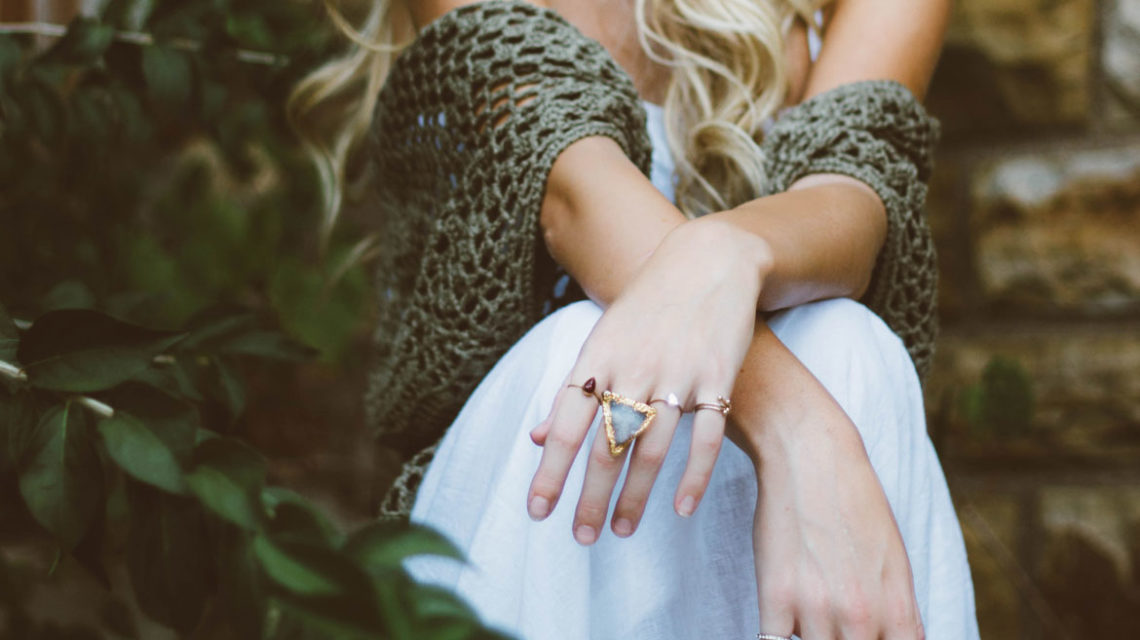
<box><xmin>288</xmin><ymin>0</ymin><xmax>826</xmax><ymax>234</ymax></box>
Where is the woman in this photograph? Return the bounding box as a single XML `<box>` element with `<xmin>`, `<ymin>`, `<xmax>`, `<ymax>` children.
<box><xmin>291</xmin><ymin>0</ymin><xmax>978</xmax><ymax>638</ymax></box>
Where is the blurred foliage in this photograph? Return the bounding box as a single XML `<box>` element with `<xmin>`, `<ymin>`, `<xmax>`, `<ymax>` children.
<box><xmin>0</xmin><ymin>2</ymin><xmax>506</xmax><ymax>638</ymax></box>
<box><xmin>0</xmin><ymin>0</ymin><xmax>371</xmax><ymax>363</ymax></box>
<box><xmin>0</xmin><ymin>302</ymin><xmax>511</xmax><ymax>639</ymax></box>
<box><xmin>959</xmin><ymin>356</ymin><xmax>1036</xmax><ymax>438</ymax></box>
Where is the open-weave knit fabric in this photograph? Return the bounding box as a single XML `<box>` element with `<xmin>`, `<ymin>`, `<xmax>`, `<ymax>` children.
<box><xmin>364</xmin><ymin>0</ymin><xmax>653</xmax><ymax>470</ymax></box>
<box><xmin>760</xmin><ymin>80</ymin><xmax>941</xmax><ymax>379</ymax></box>
<box><xmin>369</xmin><ymin>5</ymin><xmax>942</xmax><ymax>519</ymax></box>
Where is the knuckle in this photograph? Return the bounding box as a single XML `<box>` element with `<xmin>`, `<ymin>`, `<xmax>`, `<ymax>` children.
<box><xmin>684</xmin><ymin>465</ymin><xmax>713</xmax><ymax>489</ymax></box>
<box><xmin>763</xmin><ymin>582</ymin><xmax>796</xmax><ymax>612</ymax></box>
<box><xmin>546</xmin><ymin>429</ymin><xmax>581</xmax><ymax>454</ymax></box>
<box><xmin>693</xmin><ymin>433</ymin><xmax>723</xmax><ymax>458</ymax></box>
<box><xmin>575</xmin><ymin>502</ymin><xmax>608</xmax><ymax>525</ymax></box>
<box><xmin>589</xmin><ymin>445</ymin><xmax>621</xmax><ymax>468</ymax></box>
<box><xmin>635</xmin><ymin>445</ymin><xmax>668</xmax><ymax>468</ymax></box>
<box><xmin>836</xmin><ymin>596</ymin><xmax>873</xmax><ymax>630</ymax></box>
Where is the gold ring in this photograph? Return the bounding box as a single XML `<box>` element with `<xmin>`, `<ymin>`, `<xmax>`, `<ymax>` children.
<box><xmin>693</xmin><ymin>394</ymin><xmax>732</xmax><ymax>417</ymax></box>
<box><xmin>567</xmin><ymin>376</ymin><xmax>600</xmax><ymax>401</ymax></box>
<box><xmin>649</xmin><ymin>392</ymin><xmax>684</xmax><ymax>413</ymax></box>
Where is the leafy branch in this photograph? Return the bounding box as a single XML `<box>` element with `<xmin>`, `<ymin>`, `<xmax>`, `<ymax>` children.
<box><xmin>0</xmin><ymin>300</ymin><xmax>511</xmax><ymax>639</ymax></box>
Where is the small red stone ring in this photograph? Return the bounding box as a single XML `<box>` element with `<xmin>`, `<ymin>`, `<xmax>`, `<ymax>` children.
<box><xmin>567</xmin><ymin>376</ymin><xmax>601</xmax><ymax>402</ymax></box>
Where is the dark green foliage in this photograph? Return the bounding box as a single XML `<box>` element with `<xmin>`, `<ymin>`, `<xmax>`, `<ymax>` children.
<box><xmin>0</xmin><ymin>0</ymin><xmax>367</xmax><ymax>363</ymax></box>
<box><xmin>0</xmin><ymin>2</ymin><xmax>512</xmax><ymax>637</ymax></box>
<box><xmin>17</xmin><ymin>402</ymin><xmax>104</xmax><ymax>550</ymax></box>
<box><xmin>0</xmin><ymin>305</ymin><xmax>514</xmax><ymax>639</ymax></box>
<box><xmin>17</xmin><ymin>309</ymin><xmax>186</xmax><ymax>392</ymax></box>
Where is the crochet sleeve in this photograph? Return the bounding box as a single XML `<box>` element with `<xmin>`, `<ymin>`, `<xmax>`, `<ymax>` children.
<box><xmin>758</xmin><ymin>80</ymin><xmax>942</xmax><ymax>379</ymax></box>
<box><xmin>366</xmin><ymin>0</ymin><xmax>652</xmax><ymax>457</ymax></box>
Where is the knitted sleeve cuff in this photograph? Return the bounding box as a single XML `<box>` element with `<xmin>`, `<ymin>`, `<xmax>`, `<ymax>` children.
<box><xmin>759</xmin><ymin>79</ymin><xmax>941</xmax><ymax>378</ymax></box>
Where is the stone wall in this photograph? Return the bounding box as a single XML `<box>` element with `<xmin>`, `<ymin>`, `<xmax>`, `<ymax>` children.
<box><xmin>923</xmin><ymin>0</ymin><xmax>1140</xmax><ymax>636</ymax></box>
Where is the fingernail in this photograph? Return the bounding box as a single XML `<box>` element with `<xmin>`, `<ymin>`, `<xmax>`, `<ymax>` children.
<box><xmin>528</xmin><ymin>496</ymin><xmax>550</xmax><ymax>520</ymax></box>
<box><xmin>677</xmin><ymin>495</ymin><xmax>696</xmax><ymax>517</ymax></box>
<box><xmin>613</xmin><ymin>518</ymin><xmax>633</xmax><ymax>537</ymax></box>
<box><xmin>574</xmin><ymin>524</ymin><xmax>597</xmax><ymax>545</ymax></box>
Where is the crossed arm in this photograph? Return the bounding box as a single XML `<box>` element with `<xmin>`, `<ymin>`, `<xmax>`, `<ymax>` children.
<box><xmin>406</xmin><ymin>0</ymin><xmax>951</xmax><ymax>636</ymax></box>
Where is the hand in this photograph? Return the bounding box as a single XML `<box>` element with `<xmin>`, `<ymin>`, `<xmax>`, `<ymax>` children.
<box><xmin>733</xmin><ymin>337</ymin><xmax>925</xmax><ymax>639</ymax></box>
<box><xmin>526</xmin><ymin>218</ymin><xmax>772</xmax><ymax>543</ymax></box>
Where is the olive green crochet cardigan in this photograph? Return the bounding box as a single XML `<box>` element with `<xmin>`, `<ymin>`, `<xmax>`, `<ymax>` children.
<box><xmin>366</xmin><ymin>1</ymin><xmax>940</xmax><ymax>518</ymax></box>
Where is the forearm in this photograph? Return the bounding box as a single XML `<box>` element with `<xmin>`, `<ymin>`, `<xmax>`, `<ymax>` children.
<box><xmin>707</xmin><ymin>173</ymin><xmax>885</xmax><ymax>310</ymax></box>
<box><xmin>542</xmin><ymin>138</ymin><xmax>884</xmax><ymax>311</ymax></box>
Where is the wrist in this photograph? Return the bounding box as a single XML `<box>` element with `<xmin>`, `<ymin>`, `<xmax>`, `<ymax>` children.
<box><xmin>665</xmin><ymin>216</ymin><xmax>775</xmax><ymax>289</ymax></box>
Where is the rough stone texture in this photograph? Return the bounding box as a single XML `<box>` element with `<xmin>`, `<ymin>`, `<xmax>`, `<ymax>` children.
<box><xmin>927</xmin><ymin>0</ymin><xmax>1094</xmax><ymax>136</ymax></box>
<box><xmin>1104</xmin><ymin>0</ymin><xmax>1140</xmax><ymax>124</ymax></box>
<box><xmin>1037</xmin><ymin>485</ymin><xmax>1140</xmax><ymax>634</ymax></box>
<box><xmin>608</xmin><ymin>401</ymin><xmax>649</xmax><ymax>445</ymax></box>
<box><xmin>925</xmin><ymin>159</ymin><xmax>975</xmax><ymax>321</ymax></box>
<box><xmin>968</xmin><ymin>145</ymin><xmax>1140</xmax><ymax>314</ymax></box>
<box><xmin>927</xmin><ymin>323</ymin><xmax>1140</xmax><ymax>460</ymax></box>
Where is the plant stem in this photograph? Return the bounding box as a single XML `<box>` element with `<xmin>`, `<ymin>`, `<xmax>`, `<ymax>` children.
<box><xmin>0</xmin><ymin>360</ymin><xmax>27</xmax><ymax>382</ymax></box>
<box><xmin>1</xmin><ymin>359</ymin><xmax>115</xmax><ymax>418</ymax></box>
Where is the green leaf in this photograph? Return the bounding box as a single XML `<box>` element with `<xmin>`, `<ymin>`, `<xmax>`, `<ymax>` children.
<box><xmin>176</xmin><ymin>306</ymin><xmax>258</xmax><ymax>353</ymax></box>
<box><xmin>208</xmin><ymin>356</ymin><xmax>245</xmax><ymax>419</ymax></box>
<box><xmin>126</xmin><ymin>488</ymin><xmax>210</xmax><ymax>633</ymax></box>
<box><xmin>18</xmin><ymin>309</ymin><xmax>186</xmax><ymax>393</ymax></box>
<box><xmin>263</xmin><ymin>487</ymin><xmax>342</xmax><ymax>546</ymax></box>
<box><xmin>47</xmin><ymin>17</ymin><xmax>115</xmax><ymax>64</ymax></box>
<box><xmin>17</xmin><ymin>402</ymin><xmax>103</xmax><ymax>550</ymax></box>
<box><xmin>129</xmin><ymin>358</ymin><xmax>204</xmax><ymax>403</ymax></box>
<box><xmin>184</xmin><ymin>437</ymin><xmax>266</xmax><ymax>531</ymax></box>
<box><xmin>1</xmin><ymin>389</ymin><xmax>38</xmax><ymax>469</ymax></box>
<box><xmin>41</xmin><ymin>280</ymin><xmax>96</xmax><ymax>312</ymax></box>
<box><xmin>141</xmin><ymin>45</ymin><xmax>191</xmax><ymax>105</ymax></box>
<box><xmin>217</xmin><ymin>331</ymin><xmax>317</xmax><ymax>362</ymax></box>
<box><xmin>254</xmin><ymin>535</ymin><xmax>384</xmax><ymax>638</ymax></box>
<box><xmin>0</xmin><ymin>300</ymin><xmax>17</xmax><ymax>363</ymax></box>
<box><xmin>253</xmin><ymin>536</ymin><xmax>342</xmax><ymax>597</ymax></box>
<box><xmin>98</xmin><ymin>412</ymin><xmax>187</xmax><ymax>495</ymax></box>
<box><xmin>344</xmin><ymin>521</ymin><xmax>465</xmax><ymax>572</ymax></box>
<box><xmin>99</xmin><ymin>381</ymin><xmax>198</xmax><ymax>460</ymax></box>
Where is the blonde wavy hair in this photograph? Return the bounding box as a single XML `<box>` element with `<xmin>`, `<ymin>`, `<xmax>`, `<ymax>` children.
<box><xmin>288</xmin><ymin>0</ymin><xmax>827</xmax><ymax>239</ymax></box>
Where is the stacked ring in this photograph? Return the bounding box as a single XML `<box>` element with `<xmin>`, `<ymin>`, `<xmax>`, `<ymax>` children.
<box><xmin>693</xmin><ymin>394</ymin><xmax>732</xmax><ymax>417</ymax></box>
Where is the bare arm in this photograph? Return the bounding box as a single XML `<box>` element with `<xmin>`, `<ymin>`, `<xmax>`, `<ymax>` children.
<box><xmin>543</xmin><ymin>0</ymin><xmax>952</xmax><ymax>311</ymax></box>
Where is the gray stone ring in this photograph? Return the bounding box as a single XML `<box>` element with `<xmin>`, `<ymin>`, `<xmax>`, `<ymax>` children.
<box><xmin>599</xmin><ymin>390</ymin><xmax>656</xmax><ymax>456</ymax></box>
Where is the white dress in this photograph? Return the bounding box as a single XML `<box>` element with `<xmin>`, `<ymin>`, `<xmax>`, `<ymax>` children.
<box><xmin>404</xmin><ymin>59</ymin><xmax>980</xmax><ymax>636</ymax></box>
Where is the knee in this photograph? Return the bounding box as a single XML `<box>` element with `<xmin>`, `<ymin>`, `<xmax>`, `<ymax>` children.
<box><xmin>766</xmin><ymin>298</ymin><xmax>920</xmax><ymax>423</ymax></box>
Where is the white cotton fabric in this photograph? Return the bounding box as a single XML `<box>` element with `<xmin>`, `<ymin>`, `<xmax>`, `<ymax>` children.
<box><xmin>405</xmin><ymin>103</ymin><xmax>979</xmax><ymax>639</ymax></box>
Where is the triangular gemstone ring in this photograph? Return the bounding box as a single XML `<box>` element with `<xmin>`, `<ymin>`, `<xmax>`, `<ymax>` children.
<box><xmin>601</xmin><ymin>390</ymin><xmax>657</xmax><ymax>455</ymax></box>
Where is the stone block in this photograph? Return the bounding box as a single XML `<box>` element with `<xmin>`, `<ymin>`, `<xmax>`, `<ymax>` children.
<box><xmin>1104</xmin><ymin>0</ymin><xmax>1140</xmax><ymax>126</ymax></box>
<box><xmin>927</xmin><ymin>0</ymin><xmax>1094</xmax><ymax>136</ymax></box>
<box><xmin>926</xmin><ymin>323</ymin><xmax>1140</xmax><ymax>462</ymax></box>
<box><xmin>926</xmin><ymin>158</ymin><xmax>974</xmax><ymax>321</ymax></box>
<box><xmin>1038</xmin><ymin>485</ymin><xmax>1140</xmax><ymax>634</ymax></box>
<box><xmin>969</xmin><ymin>145</ymin><xmax>1140</xmax><ymax>314</ymax></box>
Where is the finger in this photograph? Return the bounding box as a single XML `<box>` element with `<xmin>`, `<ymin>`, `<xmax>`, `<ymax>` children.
<box><xmin>673</xmin><ymin>404</ymin><xmax>725</xmax><ymax>517</ymax></box>
<box><xmin>526</xmin><ymin>381</ymin><xmax>603</xmax><ymax>521</ymax></box>
<box><xmin>572</xmin><ymin>388</ymin><xmax>649</xmax><ymax>544</ymax></box>
<box><xmin>530</xmin><ymin>375</ymin><xmax>578</xmax><ymax>446</ymax></box>
<box><xmin>610</xmin><ymin>397</ymin><xmax>681</xmax><ymax>537</ymax></box>
<box><xmin>756</xmin><ymin>509</ymin><xmax>797</xmax><ymax>640</ymax></box>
